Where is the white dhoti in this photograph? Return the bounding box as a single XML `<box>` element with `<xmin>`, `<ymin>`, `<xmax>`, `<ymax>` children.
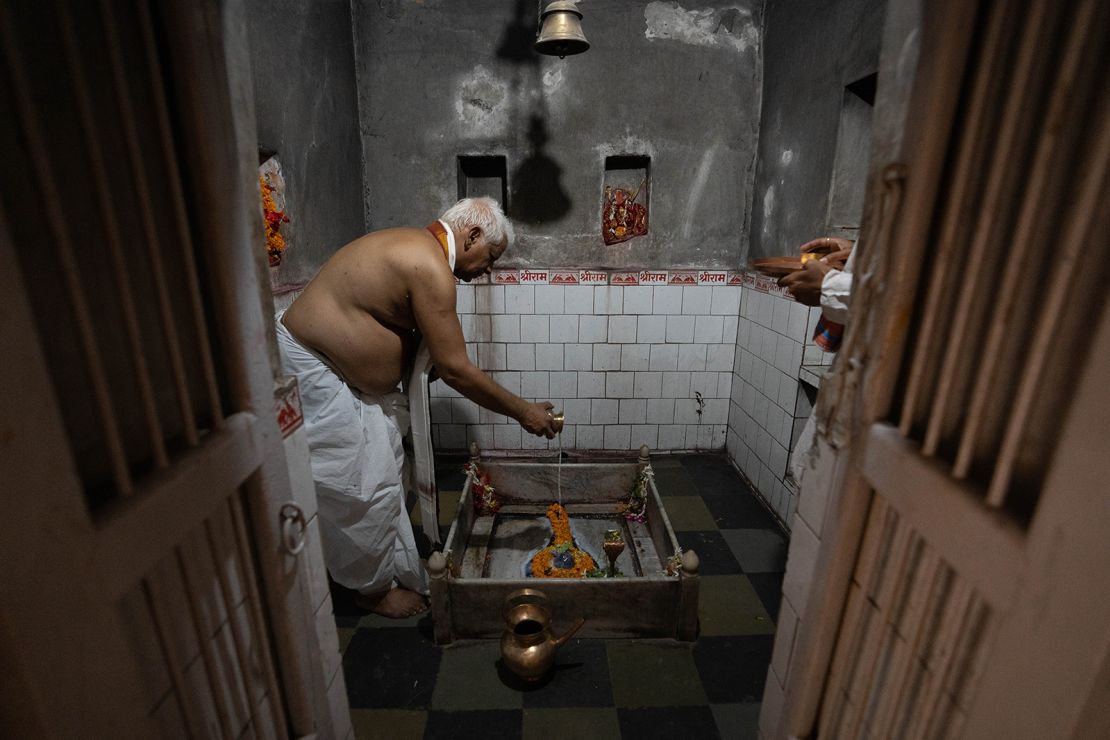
<box><xmin>790</xmin><ymin>412</ymin><xmax>817</xmax><ymax>488</ymax></box>
<box><xmin>276</xmin><ymin>313</ymin><xmax>428</xmax><ymax>596</ymax></box>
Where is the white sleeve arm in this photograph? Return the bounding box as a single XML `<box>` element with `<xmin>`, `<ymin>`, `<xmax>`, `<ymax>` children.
<box><xmin>820</xmin><ymin>271</ymin><xmax>852</xmax><ymax>323</ymax></box>
<box><xmin>819</xmin><ymin>248</ymin><xmax>855</xmax><ymax>324</ymax></box>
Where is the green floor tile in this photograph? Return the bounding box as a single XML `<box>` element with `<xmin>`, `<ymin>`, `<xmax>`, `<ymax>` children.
<box><xmin>337</xmin><ymin>627</ymin><xmax>356</xmax><ymax>653</ymax></box>
<box><xmin>410</xmin><ymin>490</ymin><xmax>463</xmax><ymax>529</ymax></box>
<box><xmin>649</xmin><ymin>456</ymin><xmax>685</xmax><ymax>470</ymax></box>
<box><xmin>431</xmin><ymin>640</ymin><xmax>524</xmax><ymax>711</ymax></box>
<box><xmin>720</xmin><ymin>528</ymin><xmax>787</xmax><ymax>574</ymax></box>
<box><xmin>350</xmin><ymin>709</ymin><xmax>427</xmax><ymax>740</ymax></box>
<box><xmin>607</xmin><ymin>641</ymin><xmax>709</xmax><ymax>708</ymax></box>
<box><xmin>651</xmin><ymin>464</ymin><xmax>700</xmax><ymax>496</ymax></box>
<box><xmin>523</xmin><ymin>707</ymin><xmax>621</xmax><ymax>740</ymax></box>
<box><xmin>439</xmin><ymin>490</ymin><xmax>462</xmax><ymax>526</ymax></box>
<box><xmin>660</xmin><ymin>496</ymin><xmax>719</xmax><ymax>531</ymax></box>
<box><xmin>698</xmin><ymin>575</ymin><xmax>776</xmax><ymax>637</ymax></box>
<box><xmin>711</xmin><ymin>703</ymin><xmax>762</xmax><ymax>740</ymax></box>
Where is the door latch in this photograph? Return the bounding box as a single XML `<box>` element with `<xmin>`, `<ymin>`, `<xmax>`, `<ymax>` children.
<box><xmin>279</xmin><ymin>503</ymin><xmax>307</xmax><ymax>556</ymax></box>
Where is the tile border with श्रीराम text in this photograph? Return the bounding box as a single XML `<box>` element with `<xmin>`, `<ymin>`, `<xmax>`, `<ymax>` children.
<box><xmin>518</xmin><ymin>269</ymin><xmax>549</xmax><ymax>284</ymax></box>
<box><xmin>578</xmin><ymin>270</ymin><xmax>609</xmax><ymax>285</ymax></box>
<box><xmin>453</xmin><ymin>269</ymin><xmax>793</xmax><ymax>299</ymax></box>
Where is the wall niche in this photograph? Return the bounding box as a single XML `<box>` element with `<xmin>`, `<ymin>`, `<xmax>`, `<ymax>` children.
<box><xmin>602</xmin><ymin>155</ymin><xmax>651</xmax><ymax>247</ymax></box>
<box><xmin>826</xmin><ymin>72</ymin><xmax>877</xmax><ymax>236</ymax></box>
<box><xmin>457</xmin><ymin>155</ymin><xmax>507</xmax><ymax>207</ymax></box>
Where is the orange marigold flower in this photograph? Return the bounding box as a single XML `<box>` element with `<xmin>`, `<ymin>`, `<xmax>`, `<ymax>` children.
<box><xmin>259</xmin><ymin>175</ymin><xmax>290</xmax><ymax>265</ymax></box>
<box><xmin>531</xmin><ymin>504</ymin><xmax>597</xmax><ymax>578</ymax></box>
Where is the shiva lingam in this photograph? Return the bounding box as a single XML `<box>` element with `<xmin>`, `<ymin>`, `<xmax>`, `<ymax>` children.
<box><xmin>530</xmin><ymin>504</ymin><xmax>596</xmax><ymax>578</ymax></box>
<box><xmin>603</xmin><ymin>529</ymin><xmax>626</xmax><ymax>577</ymax></box>
<box><xmin>432</xmin><ymin>445</ymin><xmax>701</xmax><ymax>644</ymax></box>
<box><xmin>500</xmin><ymin>588</ymin><xmax>584</xmax><ymax>683</ymax></box>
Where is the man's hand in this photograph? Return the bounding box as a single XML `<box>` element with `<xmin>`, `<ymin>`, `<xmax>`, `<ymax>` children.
<box><xmin>518</xmin><ymin>401</ymin><xmax>558</xmax><ymax>439</ymax></box>
<box><xmin>778</xmin><ymin>259</ymin><xmax>833</xmax><ymax>307</ymax></box>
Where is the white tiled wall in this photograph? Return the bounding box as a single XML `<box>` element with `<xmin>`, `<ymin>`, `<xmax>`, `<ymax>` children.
<box><xmin>725</xmin><ymin>277</ymin><xmax>834</xmax><ymax>530</ymax></box>
<box><xmin>758</xmin><ymin>434</ymin><xmax>841</xmax><ymax>740</ymax></box>
<box><xmin>276</xmin><ymin>271</ymin><xmax>830</xmax><ymax>526</ymax></box>
<box><xmin>430</xmin><ymin>281</ymin><xmax>741</xmax><ymax>452</ymax></box>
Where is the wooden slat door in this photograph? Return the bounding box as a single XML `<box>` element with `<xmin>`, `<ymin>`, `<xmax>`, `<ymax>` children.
<box><xmin>0</xmin><ymin>2</ymin><xmax>320</xmax><ymax>737</ymax></box>
<box><xmin>779</xmin><ymin>0</ymin><xmax>1110</xmax><ymax>737</ymax></box>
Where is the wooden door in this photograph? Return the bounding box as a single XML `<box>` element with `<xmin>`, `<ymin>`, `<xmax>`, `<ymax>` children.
<box><xmin>778</xmin><ymin>0</ymin><xmax>1110</xmax><ymax>737</ymax></box>
<box><xmin>0</xmin><ymin>2</ymin><xmax>321</xmax><ymax>737</ymax></box>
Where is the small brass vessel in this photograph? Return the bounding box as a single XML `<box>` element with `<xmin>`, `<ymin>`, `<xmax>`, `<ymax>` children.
<box><xmin>550</xmin><ymin>411</ymin><xmax>564</xmax><ymax>434</ymax></box>
<box><xmin>603</xmin><ymin>529</ymin><xmax>626</xmax><ymax>577</ymax></box>
<box><xmin>500</xmin><ymin>588</ymin><xmax>584</xmax><ymax>683</ymax></box>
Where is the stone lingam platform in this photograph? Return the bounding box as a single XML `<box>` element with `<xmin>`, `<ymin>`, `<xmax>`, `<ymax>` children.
<box><xmin>427</xmin><ymin>444</ymin><xmax>699</xmax><ymax>644</ymax></box>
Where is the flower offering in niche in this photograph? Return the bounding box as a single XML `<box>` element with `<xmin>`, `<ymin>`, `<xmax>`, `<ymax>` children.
<box><xmin>259</xmin><ymin>174</ymin><xmax>290</xmax><ymax>266</ymax></box>
<box><xmin>602</xmin><ymin>179</ymin><xmax>648</xmax><ymax>245</ymax></box>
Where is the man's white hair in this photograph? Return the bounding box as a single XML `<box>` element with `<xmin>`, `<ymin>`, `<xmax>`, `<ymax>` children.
<box><xmin>441</xmin><ymin>197</ymin><xmax>515</xmax><ymax>250</ymax></box>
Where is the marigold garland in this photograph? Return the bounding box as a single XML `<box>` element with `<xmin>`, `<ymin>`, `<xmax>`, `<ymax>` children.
<box><xmin>546</xmin><ymin>503</ymin><xmax>572</xmax><ymax>543</ymax></box>
<box><xmin>530</xmin><ymin>503</ymin><xmax>597</xmax><ymax>579</ymax></box>
<box><xmin>619</xmin><ymin>466</ymin><xmax>652</xmax><ymax>523</ymax></box>
<box><xmin>464</xmin><ymin>462</ymin><xmax>500</xmax><ymax>515</ymax></box>
<box><xmin>259</xmin><ymin>174</ymin><xmax>290</xmax><ymax>266</ymax></box>
<box><xmin>665</xmin><ymin>551</ymin><xmax>684</xmax><ymax>577</ymax></box>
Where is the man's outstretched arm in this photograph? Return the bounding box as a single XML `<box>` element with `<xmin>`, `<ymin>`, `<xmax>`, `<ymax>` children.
<box><xmin>411</xmin><ymin>266</ymin><xmax>556</xmax><ymax>438</ymax></box>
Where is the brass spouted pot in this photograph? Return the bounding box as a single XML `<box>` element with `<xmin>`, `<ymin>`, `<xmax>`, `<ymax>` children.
<box><xmin>500</xmin><ymin>588</ymin><xmax>584</xmax><ymax>683</ymax></box>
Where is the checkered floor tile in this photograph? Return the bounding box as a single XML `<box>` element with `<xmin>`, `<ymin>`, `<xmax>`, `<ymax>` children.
<box><xmin>334</xmin><ymin>454</ymin><xmax>786</xmax><ymax>740</ymax></box>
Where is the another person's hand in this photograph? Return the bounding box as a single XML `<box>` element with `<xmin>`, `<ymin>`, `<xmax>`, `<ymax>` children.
<box><xmin>799</xmin><ymin>236</ymin><xmax>853</xmax><ymax>264</ymax></box>
<box><xmin>518</xmin><ymin>401</ymin><xmax>558</xmax><ymax>438</ymax></box>
<box><xmin>778</xmin><ymin>259</ymin><xmax>833</xmax><ymax>307</ymax></box>
<box><xmin>820</xmin><ymin>247</ymin><xmax>852</xmax><ymax>270</ymax></box>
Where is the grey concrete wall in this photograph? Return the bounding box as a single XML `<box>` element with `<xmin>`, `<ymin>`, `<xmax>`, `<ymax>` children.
<box><xmin>247</xmin><ymin>0</ymin><xmax>366</xmax><ymax>286</ymax></box>
<box><xmin>353</xmin><ymin>0</ymin><xmax>764</xmax><ymax>270</ymax></box>
<box><xmin>748</xmin><ymin>0</ymin><xmax>885</xmax><ymax>258</ymax></box>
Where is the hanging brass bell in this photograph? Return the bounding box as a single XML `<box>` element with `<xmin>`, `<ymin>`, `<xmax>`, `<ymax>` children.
<box><xmin>534</xmin><ymin>1</ymin><xmax>589</xmax><ymax>58</ymax></box>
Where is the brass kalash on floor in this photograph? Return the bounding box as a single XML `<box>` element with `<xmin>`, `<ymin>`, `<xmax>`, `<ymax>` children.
<box><xmin>427</xmin><ymin>414</ymin><xmax>700</xmax><ymax>682</ymax></box>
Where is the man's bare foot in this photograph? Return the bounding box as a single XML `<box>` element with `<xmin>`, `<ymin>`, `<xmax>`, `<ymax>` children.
<box><xmin>355</xmin><ymin>587</ymin><xmax>429</xmax><ymax>618</ymax></box>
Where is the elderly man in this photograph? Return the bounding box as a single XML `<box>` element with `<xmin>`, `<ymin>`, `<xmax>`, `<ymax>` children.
<box><xmin>277</xmin><ymin>197</ymin><xmax>557</xmax><ymax>617</ymax></box>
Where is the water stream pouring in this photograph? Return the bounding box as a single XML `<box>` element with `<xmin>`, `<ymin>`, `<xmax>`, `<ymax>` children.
<box><xmin>551</xmin><ymin>411</ymin><xmax>565</xmax><ymax>505</ymax></box>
